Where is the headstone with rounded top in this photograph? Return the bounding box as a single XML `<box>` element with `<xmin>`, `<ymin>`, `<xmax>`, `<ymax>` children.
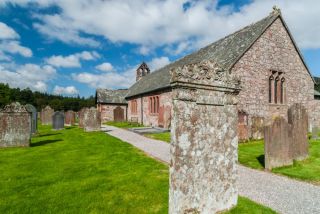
<box><xmin>65</xmin><ymin>110</ymin><xmax>76</xmax><ymax>126</ymax></box>
<box><xmin>52</xmin><ymin>111</ymin><xmax>64</xmax><ymax>130</ymax></box>
<box><xmin>0</xmin><ymin>102</ymin><xmax>31</xmax><ymax>147</ymax></box>
<box><xmin>83</xmin><ymin>107</ymin><xmax>101</xmax><ymax>132</ymax></box>
<box><xmin>41</xmin><ymin>106</ymin><xmax>54</xmax><ymax>125</ymax></box>
<box><xmin>25</xmin><ymin>104</ymin><xmax>38</xmax><ymax>134</ymax></box>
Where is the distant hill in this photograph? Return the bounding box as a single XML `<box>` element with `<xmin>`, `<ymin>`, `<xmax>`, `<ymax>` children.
<box><xmin>0</xmin><ymin>83</ymin><xmax>95</xmax><ymax>111</ymax></box>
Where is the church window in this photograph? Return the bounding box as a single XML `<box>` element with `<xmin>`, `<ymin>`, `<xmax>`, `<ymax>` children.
<box><xmin>131</xmin><ymin>100</ymin><xmax>137</xmax><ymax>114</ymax></box>
<box><xmin>149</xmin><ymin>96</ymin><xmax>160</xmax><ymax>114</ymax></box>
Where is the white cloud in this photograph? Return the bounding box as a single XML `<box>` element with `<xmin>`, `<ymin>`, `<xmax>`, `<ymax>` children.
<box><xmin>0</xmin><ymin>63</ymin><xmax>56</xmax><ymax>92</ymax></box>
<box><xmin>72</xmin><ymin>67</ymin><xmax>136</xmax><ymax>89</ymax></box>
<box><xmin>148</xmin><ymin>56</ymin><xmax>170</xmax><ymax>71</ymax></box>
<box><xmin>53</xmin><ymin>85</ymin><xmax>79</xmax><ymax>95</ymax></box>
<box><xmin>46</xmin><ymin>51</ymin><xmax>100</xmax><ymax>68</ymax></box>
<box><xmin>0</xmin><ymin>41</ymin><xmax>32</xmax><ymax>57</ymax></box>
<box><xmin>5</xmin><ymin>0</ymin><xmax>319</xmax><ymax>53</ymax></box>
<box><xmin>0</xmin><ymin>22</ymin><xmax>19</xmax><ymax>40</ymax></box>
<box><xmin>95</xmin><ymin>62</ymin><xmax>113</xmax><ymax>72</ymax></box>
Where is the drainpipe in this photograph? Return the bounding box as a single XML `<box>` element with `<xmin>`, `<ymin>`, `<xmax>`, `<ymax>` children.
<box><xmin>141</xmin><ymin>95</ymin><xmax>143</xmax><ymax>125</ymax></box>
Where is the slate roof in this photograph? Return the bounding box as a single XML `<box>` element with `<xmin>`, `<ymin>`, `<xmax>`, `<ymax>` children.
<box><xmin>96</xmin><ymin>89</ymin><xmax>128</xmax><ymax>104</ymax></box>
<box><xmin>126</xmin><ymin>9</ymin><xmax>314</xmax><ymax>98</ymax></box>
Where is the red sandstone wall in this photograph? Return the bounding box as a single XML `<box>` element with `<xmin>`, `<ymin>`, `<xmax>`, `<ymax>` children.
<box><xmin>98</xmin><ymin>104</ymin><xmax>127</xmax><ymax>123</ymax></box>
<box><xmin>127</xmin><ymin>90</ymin><xmax>172</xmax><ymax>128</ymax></box>
<box><xmin>232</xmin><ymin>18</ymin><xmax>314</xmax><ymax>139</ymax></box>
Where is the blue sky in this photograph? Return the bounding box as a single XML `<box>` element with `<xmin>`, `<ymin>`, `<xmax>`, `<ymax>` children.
<box><xmin>0</xmin><ymin>0</ymin><xmax>319</xmax><ymax>97</ymax></box>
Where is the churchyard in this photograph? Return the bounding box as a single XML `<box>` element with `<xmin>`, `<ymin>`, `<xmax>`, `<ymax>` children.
<box><xmin>0</xmin><ymin>123</ymin><xmax>276</xmax><ymax>213</ymax></box>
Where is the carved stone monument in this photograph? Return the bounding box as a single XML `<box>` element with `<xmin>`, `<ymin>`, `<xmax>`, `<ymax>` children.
<box><xmin>65</xmin><ymin>110</ymin><xmax>75</xmax><ymax>126</ymax></box>
<box><xmin>41</xmin><ymin>106</ymin><xmax>54</xmax><ymax>125</ymax></box>
<box><xmin>79</xmin><ymin>108</ymin><xmax>88</xmax><ymax>128</ymax></box>
<box><xmin>25</xmin><ymin>104</ymin><xmax>38</xmax><ymax>134</ymax></box>
<box><xmin>0</xmin><ymin>102</ymin><xmax>31</xmax><ymax>147</ymax></box>
<box><xmin>52</xmin><ymin>111</ymin><xmax>64</xmax><ymax>130</ymax></box>
<box><xmin>264</xmin><ymin>103</ymin><xmax>309</xmax><ymax>170</ymax></box>
<box><xmin>169</xmin><ymin>60</ymin><xmax>240</xmax><ymax>214</ymax></box>
<box><xmin>288</xmin><ymin>103</ymin><xmax>308</xmax><ymax>160</ymax></box>
<box><xmin>83</xmin><ymin>107</ymin><xmax>101</xmax><ymax>132</ymax></box>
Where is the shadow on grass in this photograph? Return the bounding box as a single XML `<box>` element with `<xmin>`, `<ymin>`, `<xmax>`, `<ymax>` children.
<box><xmin>31</xmin><ymin>139</ymin><xmax>62</xmax><ymax>147</ymax></box>
<box><xmin>65</xmin><ymin>126</ymin><xmax>76</xmax><ymax>130</ymax></box>
<box><xmin>38</xmin><ymin>133</ymin><xmax>61</xmax><ymax>137</ymax></box>
<box><xmin>256</xmin><ymin>155</ymin><xmax>265</xmax><ymax>168</ymax></box>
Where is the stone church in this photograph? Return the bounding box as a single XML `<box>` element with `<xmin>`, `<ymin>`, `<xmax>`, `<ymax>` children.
<box><xmin>96</xmin><ymin>8</ymin><xmax>319</xmax><ymax>141</ymax></box>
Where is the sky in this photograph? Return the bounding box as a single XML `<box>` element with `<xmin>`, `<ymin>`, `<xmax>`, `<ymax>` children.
<box><xmin>0</xmin><ymin>0</ymin><xmax>319</xmax><ymax>97</ymax></box>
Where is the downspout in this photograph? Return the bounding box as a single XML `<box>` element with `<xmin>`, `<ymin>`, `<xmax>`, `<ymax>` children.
<box><xmin>141</xmin><ymin>95</ymin><xmax>143</xmax><ymax>125</ymax></box>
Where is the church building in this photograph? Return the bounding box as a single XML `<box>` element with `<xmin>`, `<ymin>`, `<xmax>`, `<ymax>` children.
<box><xmin>97</xmin><ymin>7</ymin><xmax>319</xmax><ymax>141</ymax></box>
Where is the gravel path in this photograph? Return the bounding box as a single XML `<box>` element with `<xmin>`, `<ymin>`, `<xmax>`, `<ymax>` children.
<box><xmin>101</xmin><ymin>125</ymin><xmax>320</xmax><ymax>214</ymax></box>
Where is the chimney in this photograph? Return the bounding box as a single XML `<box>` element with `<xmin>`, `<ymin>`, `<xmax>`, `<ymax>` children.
<box><xmin>136</xmin><ymin>62</ymin><xmax>150</xmax><ymax>81</ymax></box>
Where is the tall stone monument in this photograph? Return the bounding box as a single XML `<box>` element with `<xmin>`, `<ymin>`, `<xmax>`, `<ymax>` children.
<box><xmin>41</xmin><ymin>106</ymin><xmax>54</xmax><ymax>125</ymax></box>
<box><xmin>169</xmin><ymin>60</ymin><xmax>241</xmax><ymax>214</ymax></box>
<box><xmin>65</xmin><ymin>110</ymin><xmax>76</xmax><ymax>126</ymax></box>
<box><xmin>0</xmin><ymin>102</ymin><xmax>31</xmax><ymax>147</ymax></box>
<box><xmin>264</xmin><ymin>103</ymin><xmax>309</xmax><ymax>170</ymax></box>
<box><xmin>83</xmin><ymin>107</ymin><xmax>101</xmax><ymax>132</ymax></box>
<box><xmin>52</xmin><ymin>111</ymin><xmax>64</xmax><ymax>130</ymax></box>
<box><xmin>79</xmin><ymin>107</ymin><xmax>88</xmax><ymax>128</ymax></box>
<box><xmin>25</xmin><ymin>104</ymin><xmax>38</xmax><ymax>134</ymax></box>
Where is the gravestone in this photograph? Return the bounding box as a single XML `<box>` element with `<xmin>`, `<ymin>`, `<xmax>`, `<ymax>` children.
<box><xmin>264</xmin><ymin>103</ymin><xmax>309</xmax><ymax>170</ymax></box>
<box><xmin>251</xmin><ymin>116</ymin><xmax>264</xmax><ymax>139</ymax></box>
<box><xmin>79</xmin><ymin>108</ymin><xmax>88</xmax><ymax>128</ymax></box>
<box><xmin>312</xmin><ymin>126</ymin><xmax>319</xmax><ymax>139</ymax></box>
<box><xmin>41</xmin><ymin>106</ymin><xmax>54</xmax><ymax>125</ymax></box>
<box><xmin>288</xmin><ymin>103</ymin><xmax>309</xmax><ymax>160</ymax></box>
<box><xmin>264</xmin><ymin>117</ymin><xmax>292</xmax><ymax>170</ymax></box>
<box><xmin>0</xmin><ymin>102</ymin><xmax>31</xmax><ymax>147</ymax></box>
<box><xmin>169</xmin><ymin>60</ymin><xmax>241</xmax><ymax>213</ymax></box>
<box><xmin>83</xmin><ymin>107</ymin><xmax>101</xmax><ymax>132</ymax></box>
<box><xmin>65</xmin><ymin>110</ymin><xmax>75</xmax><ymax>126</ymax></box>
<box><xmin>25</xmin><ymin>104</ymin><xmax>38</xmax><ymax>134</ymax></box>
<box><xmin>52</xmin><ymin>111</ymin><xmax>64</xmax><ymax>130</ymax></box>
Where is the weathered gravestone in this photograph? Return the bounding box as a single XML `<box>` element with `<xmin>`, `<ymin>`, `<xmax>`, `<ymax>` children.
<box><xmin>25</xmin><ymin>104</ymin><xmax>37</xmax><ymax>134</ymax></box>
<box><xmin>312</xmin><ymin>126</ymin><xmax>319</xmax><ymax>139</ymax></box>
<box><xmin>264</xmin><ymin>103</ymin><xmax>309</xmax><ymax>170</ymax></box>
<box><xmin>52</xmin><ymin>111</ymin><xmax>64</xmax><ymax>130</ymax></box>
<box><xmin>0</xmin><ymin>102</ymin><xmax>31</xmax><ymax>147</ymax></box>
<box><xmin>83</xmin><ymin>107</ymin><xmax>101</xmax><ymax>132</ymax></box>
<box><xmin>65</xmin><ymin>110</ymin><xmax>75</xmax><ymax>126</ymax></box>
<box><xmin>41</xmin><ymin>106</ymin><xmax>54</xmax><ymax>125</ymax></box>
<box><xmin>78</xmin><ymin>107</ymin><xmax>88</xmax><ymax>128</ymax></box>
<box><xmin>264</xmin><ymin>117</ymin><xmax>292</xmax><ymax>170</ymax></box>
<box><xmin>169</xmin><ymin>60</ymin><xmax>241</xmax><ymax>214</ymax></box>
<box><xmin>251</xmin><ymin>116</ymin><xmax>264</xmax><ymax>140</ymax></box>
<box><xmin>288</xmin><ymin>103</ymin><xmax>308</xmax><ymax>160</ymax></box>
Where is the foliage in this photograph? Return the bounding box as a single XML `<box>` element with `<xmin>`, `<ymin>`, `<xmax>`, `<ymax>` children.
<box><xmin>0</xmin><ymin>83</ymin><xmax>95</xmax><ymax>111</ymax></box>
<box><xmin>144</xmin><ymin>132</ymin><xmax>171</xmax><ymax>143</ymax></box>
<box><xmin>104</xmin><ymin>121</ymin><xmax>144</xmax><ymax>128</ymax></box>
<box><xmin>239</xmin><ymin>139</ymin><xmax>320</xmax><ymax>183</ymax></box>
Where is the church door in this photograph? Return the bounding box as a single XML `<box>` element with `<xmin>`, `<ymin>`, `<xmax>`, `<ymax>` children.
<box><xmin>114</xmin><ymin>106</ymin><xmax>124</xmax><ymax>122</ymax></box>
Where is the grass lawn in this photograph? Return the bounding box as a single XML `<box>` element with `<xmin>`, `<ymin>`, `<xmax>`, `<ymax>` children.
<box><xmin>239</xmin><ymin>139</ymin><xmax>320</xmax><ymax>184</ymax></box>
<box><xmin>144</xmin><ymin>132</ymin><xmax>171</xmax><ymax>143</ymax></box>
<box><xmin>104</xmin><ymin>121</ymin><xmax>144</xmax><ymax>128</ymax></box>
<box><xmin>0</xmin><ymin>125</ymin><xmax>275</xmax><ymax>213</ymax></box>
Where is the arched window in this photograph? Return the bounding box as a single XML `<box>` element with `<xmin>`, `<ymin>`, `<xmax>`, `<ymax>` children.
<box><xmin>269</xmin><ymin>75</ymin><xmax>274</xmax><ymax>103</ymax></box>
<box><xmin>149</xmin><ymin>96</ymin><xmax>160</xmax><ymax>114</ymax></box>
<box><xmin>280</xmin><ymin>77</ymin><xmax>285</xmax><ymax>104</ymax></box>
<box><xmin>156</xmin><ymin>96</ymin><xmax>159</xmax><ymax>113</ymax></box>
<box><xmin>274</xmin><ymin>76</ymin><xmax>279</xmax><ymax>104</ymax></box>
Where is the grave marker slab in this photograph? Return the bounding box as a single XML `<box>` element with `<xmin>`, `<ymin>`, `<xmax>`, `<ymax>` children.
<box><xmin>65</xmin><ymin>110</ymin><xmax>76</xmax><ymax>126</ymax></box>
<box><xmin>169</xmin><ymin>60</ymin><xmax>240</xmax><ymax>214</ymax></box>
<box><xmin>41</xmin><ymin>106</ymin><xmax>54</xmax><ymax>125</ymax></box>
<box><xmin>0</xmin><ymin>102</ymin><xmax>31</xmax><ymax>147</ymax></box>
<box><xmin>83</xmin><ymin>107</ymin><xmax>101</xmax><ymax>132</ymax></box>
<box><xmin>52</xmin><ymin>111</ymin><xmax>64</xmax><ymax>130</ymax></box>
<box><xmin>25</xmin><ymin>104</ymin><xmax>37</xmax><ymax>134</ymax></box>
